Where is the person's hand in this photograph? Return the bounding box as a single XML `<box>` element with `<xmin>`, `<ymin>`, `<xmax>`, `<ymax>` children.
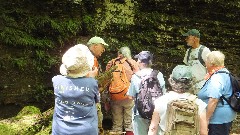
<box><xmin>87</xmin><ymin>67</ymin><xmax>98</xmax><ymax>78</ymax></box>
<box><xmin>127</xmin><ymin>96</ymin><xmax>133</xmax><ymax>100</ymax></box>
<box><xmin>106</xmin><ymin>61</ymin><xmax>113</xmax><ymax>71</ymax></box>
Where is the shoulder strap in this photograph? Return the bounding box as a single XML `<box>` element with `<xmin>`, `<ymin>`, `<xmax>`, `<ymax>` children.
<box><xmin>113</xmin><ymin>57</ymin><xmax>126</xmax><ymax>65</ymax></box>
<box><xmin>214</xmin><ymin>71</ymin><xmax>232</xmax><ymax>105</ymax></box>
<box><xmin>198</xmin><ymin>45</ymin><xmax>206</xmax><ymax>66</ymax></box>
<box><xmin>186</xmin><ymin>48</ymin><xmax>192</xmax><ymax>63</ymax></box>
<box><xmin>151</xmin><ymin>70</ymin><xmax>159</xmax><ymax>77</ymax></box>
<box><xmin>125</xmin><ymin>59</ymin><xmax>134</xmax><ymax>72</ymax></box>
<box><xmin>187</xmin><ymin>45</ymin><xmax>206</xmax><ymax>66</ymax></box>
<box><xmin>120</xmin><ymin>57</ymin><xmax>127</xmax><ymax>64</ymax></box>
<box><xmin>202</xmin><ymin>70</ymin><xmax>229</xmax><ymax>93</ymax></box>
<box><xmin>217</xmin><ymin>71</ymin><xmax>240</xmax><ymax>92</ymax></box>
<box><xmin>216</xmin><ymin>70</ymin><xmax>229</xmax><ymax>74</ymax></box>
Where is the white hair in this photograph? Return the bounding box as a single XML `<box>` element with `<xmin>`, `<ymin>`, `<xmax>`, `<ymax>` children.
<box><xmin>206</xmin><ymin>51</ymin><xmax>225</xmax><ymax>66</ymax></box>
<box><xmin>118</xmin><ymin>46</ymin><xmax>132</xmax><ymax>59</ymax></box>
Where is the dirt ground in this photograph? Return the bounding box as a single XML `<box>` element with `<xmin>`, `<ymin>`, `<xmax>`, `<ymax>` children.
<box><xmin>231</xmin><ymin>114</ymin><xmax>240</xmax><ymax>134</ymax></box>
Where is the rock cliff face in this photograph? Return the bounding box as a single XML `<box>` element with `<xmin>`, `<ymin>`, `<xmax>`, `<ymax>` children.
<box><xmin>0</xmin><ymin>0</ymin><xmax>240</xmax><ymax>134</ymax></box>
<box><xmin>0</xmin><ymin>0</ymin><xmax>239</xmax><ymax>105</ymax></box>
<box><xmin>94</xmin><ymin>0</ymin><xmax>240</xmax><ymax>75</ymax></box>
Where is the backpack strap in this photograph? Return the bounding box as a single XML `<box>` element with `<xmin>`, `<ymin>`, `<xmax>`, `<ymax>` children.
<box><xmin>134</xmin><ymin>93</ymin><xmax>138</xmax><ymax>116</ymax></box>
<box><xmin>198</xmin><ymin>45</ymin><xmax>206</xmax><ymax>66</ymax></box>
<box><xmin>186</xmin><ymin>45</ymin><xmax>206</xmax><ymax>66</ymax></box>
<box><xmin>109</xmin><ymin>57</ymin><xmax>127</xmax><ymax>71</ymax></box>
<box><xmin>213</xmin><ymin>71</ymin><xmax>231</xmax><ymax>105</ymax></box>
<box><xmin>114</xmin><ymin>58</ymin><xmax>134</xmax><ymax>72</ymax></box>
<box><xmin>125</xmin><ymin>59</ymin><xmax>135</xmax><ymax>72</ymax></box>
<box><xmin>151</xmin><ymin>70</ymin><xmax>159</xmax><ymax>77</ymax></box>
<box><xmin>186</xmin><ymin>48</ymin><xmax>192</xmax><ymax>64</ymax></box>
<box><xmin>134</xmin><ymin>74</ymin><xmax>141</xmax><ymax>116</ymax></box>
<box><xmin>114</xmin><ymin>57</ymin><xmax>127</xmax><ymax>65</ymax></box>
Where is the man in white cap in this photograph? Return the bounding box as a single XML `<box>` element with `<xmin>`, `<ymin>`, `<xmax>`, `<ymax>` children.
<box><xmin>87</xmin><ymin>36</ymin><xmax>108</xmax><ymax>73</ymax></box>
<box><xmin>87</xmin><ymin>36</ymin><xmax>108</xmax><ymax>135</ymax></box>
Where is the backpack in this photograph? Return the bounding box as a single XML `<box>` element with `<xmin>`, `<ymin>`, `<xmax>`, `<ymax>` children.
<box><xmin>109</xmin><ymin>58</ymin><xmax>133</xmax><ymax>100</ymax></box>
<box><xmin>135</xmin><ymin>70</ymin><xmax>163</xmax><ymax>120</ymax></box>
<box><xmin>164</xmin><ymin>95</ymin><xmax>200</xmax><ymax>135</ymax></box>
<box><xmin>217</xmin><ymin>71</ymin><xmax>240</xmax><ymax>112</ymax></box>
<box><xmin>187</xmin><ymin>45</ymin><xmax>205</xmax><ymax>66</ymax></box>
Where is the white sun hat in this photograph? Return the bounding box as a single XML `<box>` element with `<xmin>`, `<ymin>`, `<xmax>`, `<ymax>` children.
<box><xmin>60</xmin><ymin>44</ymin><xmax>94</xmax><ymax>78</ymax></box>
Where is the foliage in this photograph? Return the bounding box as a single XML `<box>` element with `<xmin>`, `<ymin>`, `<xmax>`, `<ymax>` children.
<box><xmin>0</xmin><ymin>0</ymin><xmax>93</xmax><ymax>74</ymax></box>
<box><xmin>14</xmin><ymin>106</ymin><xmax>41</xmax><ymax>120</ymax></box>
<box><xmin>96</xmin><ymin>66</ymin><xmax>117</xmax><ymax>93</ymax></box>
<box><xmin>0</xmin><ymin>0</ymin><xmax>97</xmax><ymax>105</ymax></box>
<box><xmin>33</xmin><ymin>84</ymin><xmax>54</xmax><ymax>104</ymax></box>
<box><xmin>0</xmin><ymin>124</ymin><xmax>16</xmax><ymax>135</ymax></box>
<box><xmin>0</xmin><ymin>106</ymin><xmax>53</xmax><ymax>135</ymax></box>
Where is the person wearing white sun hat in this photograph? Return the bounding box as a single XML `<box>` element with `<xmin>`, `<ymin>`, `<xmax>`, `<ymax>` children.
<box><xmin>52</xmin><ymin>45</ymin><xmax>100</xmax><ymax>135</ymax></box>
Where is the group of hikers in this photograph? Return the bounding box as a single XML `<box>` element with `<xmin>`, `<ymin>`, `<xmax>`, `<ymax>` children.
<box><xmin>51</xmin><ymin>29</ymin><xmax>237</xmax><ymax>135</ymax></box>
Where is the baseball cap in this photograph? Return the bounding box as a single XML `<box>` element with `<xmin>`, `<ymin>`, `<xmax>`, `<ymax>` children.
<box><xmin>172</xmin><ymin>65</ymin><xmax>192</xmax><ymax>82</ymax></box>
<box><xmin>182</xmin><ymin>29</ymin><xmax>200</xmax><ymax>38</ymax></box>
<box><xmin>87</xmin><ymin>36</ymin><xmax>109</xmax><ymax>47</ymax></box>
<box><xmin>134</xmin><ymin>51</ymin><xmax>153</xmax><ymax>64</ymax></box>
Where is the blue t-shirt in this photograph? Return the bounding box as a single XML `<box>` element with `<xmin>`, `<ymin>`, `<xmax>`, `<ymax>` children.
<box><xmin>52</xmin><ymin>75</ymin><xmax>100</xmax><ymax>135</ymax></box>
<box><xmin>197</xmin><ymin>68</ymin><xmax>237</xmax><ymax>124</ymax></box>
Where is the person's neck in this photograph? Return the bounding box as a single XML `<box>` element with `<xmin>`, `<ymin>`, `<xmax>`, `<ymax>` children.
<box><xmin>204</xmin><ymin>66</ymin><xmax>225</xmax><ymax>80</ymax></box>
<box><xmin>207</xmin><ymin>66</ymin><xmax>224</xmax><ymax>73</ymax></box>
<box><xmin>191</xmin><ymin>42</ymin><xmax>200</xmax><ymax>49</ymax></box>
<box><xmin>139</xmin><ymin>66</ymin><xmax>148</xmax><ymax>70</ymax></box>
<box><xmin>88</xmin><ymin>46</ymin><xmax>97</xmax><ymax>58</ymax></box>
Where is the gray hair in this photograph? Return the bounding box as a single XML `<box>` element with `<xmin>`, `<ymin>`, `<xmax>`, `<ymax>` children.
<box><xmin>206</xmin><ymin>51</ymin><xmax>225</xmax><ymax>67</ymax></box>
<box><xmin>118</xmin><ymin>46</ymin><xmax>132</xmax><ymax>59</ymax></box>
<box><xmin>141</xmin><ymin>61</ymin><xmax>152</xmax><ymax>68</ymax></box>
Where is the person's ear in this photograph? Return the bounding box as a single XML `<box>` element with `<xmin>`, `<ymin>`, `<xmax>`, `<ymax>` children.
<box><xmin>93</xmin><ymin>44</ymin><xmax>98</xmax><ymax>49</ymax></box>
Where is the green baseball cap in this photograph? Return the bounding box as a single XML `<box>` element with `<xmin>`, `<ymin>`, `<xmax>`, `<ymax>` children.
<box><xmin>87</xmin><ymin>36</ymin><xmax>109</xmax><ymax>47</ymax></box>
<box><xmin>182</xmin><ymin>29</ymin><xmax>200</xmax><ymax>38</ymax></box>
<box><xmin>172</xmin><ymin>65</ymin><xmax>192</xmax><ymax>82</ymax></box>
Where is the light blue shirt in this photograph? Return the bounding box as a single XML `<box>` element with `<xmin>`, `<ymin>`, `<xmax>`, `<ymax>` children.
<box><xmin>197</xmin><ymin>68</ymin><xmax>237</xmax><ymax>124</ymax></box>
